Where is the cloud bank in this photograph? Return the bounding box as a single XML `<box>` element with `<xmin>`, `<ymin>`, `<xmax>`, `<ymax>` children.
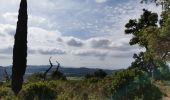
<box><xmin>0</xmin><ymin>0</ymin><xmax>161</xmax><ymax>69</ymax></box>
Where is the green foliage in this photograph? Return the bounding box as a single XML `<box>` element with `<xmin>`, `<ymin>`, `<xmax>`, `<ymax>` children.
<box><xmin>27</xmin><ymin>73</ymin><xmax>44</xmax><ymax>82</ymax></box>
<box><xmin>125</xmin><ymin>8</ymin><xmax>170</xmax><ymax>81</ymax></box>
<box><xmin>47</xmin><ymin>80</ymin><xmax>111</xmax><ymax>100</ymax></box>
<box><xmin>154</xmin><ymin>61</ymin><xmax>170</xmax><ymax>80</ymax></box>
<box><xmin>125</xmin><ymin>9</ymin><xmax>158</xmax><ymax>49</ymax></box>
<box><xmin>85</xmin><ymin>69</ymin><xmax>107</xmax><ymax>79</ymax></box>
<box><xmin>94</xmin><ymin>69</ymin><xmax>107</xmax><ymax>78</ymax></box>
<box><xmin>19</xmin><ymin>82</ymin><xmax>57</xmax><ymax>100</ymax></box>
<box><xmin>111</xmin><ymin>68</ymin><xmax>163</xmax><ymax>100</ymax></box>
<box><xmin>51</xmin><ymin>70</ymin><xmax>67</xmax><ymax>80</ymax></box>
<box><xmin>0</xmin><ymin>86</ymin><xmax>16</xmax><ymax>100</ymax></box>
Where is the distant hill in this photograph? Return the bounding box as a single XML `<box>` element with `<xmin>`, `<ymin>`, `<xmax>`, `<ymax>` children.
<box><xmin>0</xmin><ymin>65</ymin><xmax>117</xmax><ymax>81</ymax></box>
<box><xmin>25</xmin><ymin>65</ymin><xmax>116</xmax><ymax>77</ymax></box>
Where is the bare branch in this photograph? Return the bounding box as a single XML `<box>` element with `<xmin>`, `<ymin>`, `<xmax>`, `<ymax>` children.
<box><xmin>43</xmin><ymin>57</ymin><xmax>53</xmax><ymax>80</ymax></box>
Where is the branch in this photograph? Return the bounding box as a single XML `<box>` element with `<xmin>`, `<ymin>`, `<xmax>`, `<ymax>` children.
<box><xmin>56</xmin><ymin>60</ymin><xmax>60</xmax><ymax>71</ymax></box>
<box><xmin>43</xmin><ymin>57</ymin><xmax>53</xmax><ymax>80</ymax></box>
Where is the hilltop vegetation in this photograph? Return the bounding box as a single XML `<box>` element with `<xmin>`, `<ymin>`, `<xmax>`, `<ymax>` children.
<box><xmin>0</xmin><ymin>68</ymin><xmax>169</xmax><ymax>100</ymax></box>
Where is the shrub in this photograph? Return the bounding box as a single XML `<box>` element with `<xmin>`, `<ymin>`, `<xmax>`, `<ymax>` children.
<box><xmin>94</xmin><ymin>69</ymin><xmax>107</xmax><ymax>78</ymax></box>
<box><xmin>27</xmin><ymin>73</ymin><xmax>44</xmax><ymax>82</ymax></box>
<box><xmin>51</xmin><ymin>70</ymin><xmax>67</xmax><ymax>80</ymax></box>
<box><xmin>0</xmin><ymin>86</ymin><xmax>16</xmax><ymax>100</ymax></box>
<box><xmin>111</xmin><ymin>68</ymin><xmax>163</xmax><ymax>100</ymax></box>
<box><xmin>85</xmin><ymin>74</ymin><xmax>94</xmax><ymax>79</ymax></box>
<box><xmin>85</xmin><ymin>69</ymin><xmax>107</xmax><ymax>79</ymax></box>
<box><xmin>19</xmin><ymin>82</ymin><xmax>57</xmax><ymax>100</ymax></box>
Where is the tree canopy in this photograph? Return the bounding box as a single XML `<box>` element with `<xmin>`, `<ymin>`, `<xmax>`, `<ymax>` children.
<box><xmin>125</xmin><ymin>8</ymin><xmax>170</xmax><ymax>77</ymax></box>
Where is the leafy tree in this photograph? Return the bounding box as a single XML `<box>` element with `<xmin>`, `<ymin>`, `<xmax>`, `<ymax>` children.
<box><xmin>125</xmin><ymin>9</ymin><xmax>158</xmax><ymax>49</ymax></box>
<box><xmin>125</xmin><ymin>9</ymin><xmax>159</xmax><ymax>74</ymax></box>
<box><xmin>12</xmin><ymin>0</ymin><xmax>28</xmax><ymax>95</ymax></box>
<box><xmin>126</xmin><ymin>8</ymin><xmax>170</xmax><ymax>79</ymax></box>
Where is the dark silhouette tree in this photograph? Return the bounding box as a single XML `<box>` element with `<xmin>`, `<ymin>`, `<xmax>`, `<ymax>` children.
<box><xmin>12</xmin><ymin>0</ymin><xmax>28</xmax><ymax>95</ymax></box>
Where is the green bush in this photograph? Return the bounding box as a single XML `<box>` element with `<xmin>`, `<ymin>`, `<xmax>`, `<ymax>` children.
<box><xmin>85</xmin><ymin>69</ymin><xmax>107</xmax><ymax>79</ymax></box>
<box><xmin>94</xmin><ymin>69</ymin><xmax>107</xmax><ymax>78</ymax></box>
<box><xmin>51</xmin><ymin>70</ymin><xmax>67</xmax><ymax>80</ymax></box>
<box><xmin>111</xmin><ymin>68</ymin><xmax>163</xmax><ymax>100</ymax></box>
<box><xmin>27</xmin><ymin>73</ymin><xmax>44</xmax><ymax>82</ymax></box>
<box><xmin>19</xmin><ymin>82</ymin><xmax>57</xmax><ymax>100</ymax></box>
<box><xmin>0</xmin><ymin>86</ymin><xmax>16</xmax><ymax>100</ymax></box>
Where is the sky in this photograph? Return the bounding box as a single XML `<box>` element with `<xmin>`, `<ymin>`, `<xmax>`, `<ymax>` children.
<box><xmin>0</xmin><ymin>0</ymin><xmax>162</xmax><ymax>69</ymax></box>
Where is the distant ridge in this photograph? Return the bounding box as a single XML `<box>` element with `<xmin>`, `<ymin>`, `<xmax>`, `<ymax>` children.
<box><xmin>0</xmin><ymin>65</ymin><xmax>118</xmax><ymax>80</ymax></box>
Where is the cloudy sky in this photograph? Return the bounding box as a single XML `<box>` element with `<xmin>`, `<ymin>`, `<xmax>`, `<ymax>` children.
<box><xmin>0</xmin><ymin>0</ymin><xmax>161</xmax><ymax>69</ymax></box>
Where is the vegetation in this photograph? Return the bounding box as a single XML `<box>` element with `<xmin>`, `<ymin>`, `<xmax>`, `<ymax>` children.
<box><xmin>85</xmin><ymin>69</ymin><xmax>107</xmax><ymax>79</ymax></box>
<box><xmin>0</xmin><ymin>0</ymin><xmax>169</xmax><ymax>99</ymax></box>
<box><xmin>111</xmin><ymin>68</ymin><xmax>163</xmax><ymax>100</ymax></box>
<box><xmin>19</xmin><ymin>82</ymin><xmax>57</xmax><ymax>100</ymax></box>
<box><xmin>12</xmin><ymin>0</ymin><xmax>28</xmax><ymax>95</ymax></box>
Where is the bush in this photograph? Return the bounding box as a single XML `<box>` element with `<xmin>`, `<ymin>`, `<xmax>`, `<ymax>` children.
<box><xmin>85</xmin><ymin>69</ymin><xmax>107</xmax><ymax>79</ymax></box>
<box><xmin>94</xmin><ymin>69</ymin><xmax>107</xmax><ymax>78</ymax></box>
<box><xmin>111</xmin><ymin>68</ymin><xmax>163</xmax><ymax>100</ymax></box>
<box><xmin>19</xmin><ymin>82</ymin><xmax>57</xmax><ymax>100</ymax></box>
<box><xmin>51</xmin><ymin>70</ymin><xmax>67</xmax><ymax>80</ymax></box>
<box><xmin>85</xmin><ymin>74</ymin><xmax>94</xmax><ymax>79</ymax></box>
<box><xmin>27</xmin><ymin>73</ymin><xmax>44</xmax><ymax>82</ymax></box>
<box><xmin>0</xmin><ymin>86</ymin><xmax>16</xmax><ymax>100</ymax></box>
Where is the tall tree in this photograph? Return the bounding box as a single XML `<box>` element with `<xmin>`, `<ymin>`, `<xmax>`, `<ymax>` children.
<box><xmin>125</xmin><ymin>9</ymin><xmax>158</xmax><ymax>50</ymax></box>
<box><xmin>12</xmin><ymin>0</ymin><xmax>28</xmax><ymax>95</ymax></box>
<box><xmin>125</xmin><ymin>9</ymin><xmax>159</xmax><ymax>75</ymax></box>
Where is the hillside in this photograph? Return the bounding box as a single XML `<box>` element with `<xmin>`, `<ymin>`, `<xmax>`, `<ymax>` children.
<box><xmin>0</xmin><ymin>65</ymin><xmax>116</xmax><ymax>81</ymax></box>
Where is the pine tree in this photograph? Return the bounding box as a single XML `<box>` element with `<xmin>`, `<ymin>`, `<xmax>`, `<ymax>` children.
<box><xmin>12</xmin><ymin>0</ymin><xmax>28</xmax><ymax>95</ymax></box>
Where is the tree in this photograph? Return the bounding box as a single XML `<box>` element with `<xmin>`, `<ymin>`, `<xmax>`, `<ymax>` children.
<box><xmin>125</xmin><ymin>8</ymin><xmax>170</xmax><ymax>79</ymax></box>
<box><xmin>12</xmin><ymin>0</ymin><xmax>28</xmax><ymax>95</ymax></box>
<box><xmin>125</xmin><ymin>9</ymin><xmax>159</xmax><ymax>74</ymax></box>
<box><xmin>125</xmin><ymin>9</ymin><xmax>158</xmax><ymax>50</ymax></box>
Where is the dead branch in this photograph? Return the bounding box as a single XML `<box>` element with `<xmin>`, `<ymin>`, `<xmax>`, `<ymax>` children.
<box><xmin>43</xmin><ymin>57</ymin><xmax>53</xmax><ymax>80</ymax></box>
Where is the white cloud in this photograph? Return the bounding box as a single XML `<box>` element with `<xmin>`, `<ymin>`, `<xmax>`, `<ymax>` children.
<box><xmin>95</xmin><ymin>0</ymin><xmax>107</xmax><ymax>3</ymax></box>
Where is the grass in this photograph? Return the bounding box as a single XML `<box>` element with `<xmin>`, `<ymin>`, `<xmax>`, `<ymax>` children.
<box><xmin>67</xmin><ymin>76</ymin><xmax>83</xmax><ymax>80</ymax></box>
